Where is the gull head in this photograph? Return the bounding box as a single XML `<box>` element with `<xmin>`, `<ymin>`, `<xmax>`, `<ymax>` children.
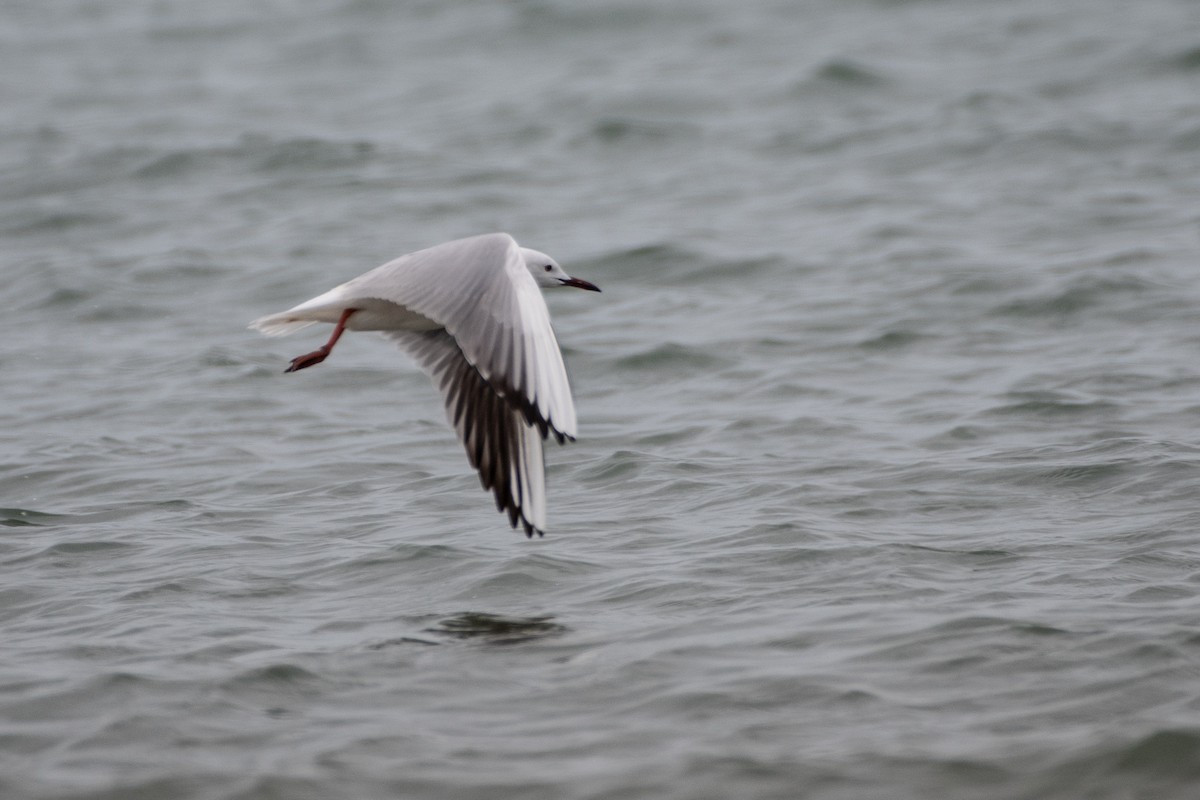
<box><xmin>520</xmin><ymin>247</ymin><xmax>601</xmax><ymax>292</ymax></box>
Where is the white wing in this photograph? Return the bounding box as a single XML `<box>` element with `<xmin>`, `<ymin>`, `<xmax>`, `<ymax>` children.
<box><xmin>386</xmin><ymin>329</ymin><xmax>547</xmax><ymax>536</ymax></box>
<box><xmin>251</xmin><ymin>233</ymin><xmax>578</xmax><ymax>443</ymax></box>
<box><xmin>250</xmin><ymin>232</ymin><xmax>580</xmax><ymax>536</ymax></box>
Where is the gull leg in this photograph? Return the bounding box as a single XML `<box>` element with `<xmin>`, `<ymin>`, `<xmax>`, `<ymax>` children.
<box><xmin>285</xmin><ymin>308</ymin><xmax>357</xmax><ymax>373</ymax></box>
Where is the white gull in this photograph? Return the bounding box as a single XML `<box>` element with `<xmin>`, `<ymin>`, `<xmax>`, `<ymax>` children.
<box><xmin>250</xmin><ymin>232</ymin><xmax>600</xmax><ymax>537</ymax></box>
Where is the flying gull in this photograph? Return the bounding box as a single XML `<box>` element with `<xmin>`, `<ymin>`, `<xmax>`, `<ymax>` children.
<box><xmin>250</xmin><ymin>232</ymin><xmax>600</xmax><ymax>537</ymax></box>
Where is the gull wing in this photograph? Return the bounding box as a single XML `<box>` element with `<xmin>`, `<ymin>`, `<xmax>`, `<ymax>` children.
<box><xmin>368</xmin><ymin>232</ymin><xmax>578</xmax><ymax>443</ymax></box>
<box><xmin>255</xmin><ymin>233</ymin><xmax>578</xmax><ymax>443</ymax></box>
<box><xmin>385</xmin><ymin>329</ymin><xmax>547</xmax><ymax>537</ymax></box>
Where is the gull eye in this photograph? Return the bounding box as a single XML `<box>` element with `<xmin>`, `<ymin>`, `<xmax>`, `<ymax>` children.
<box><xmin>544</xmin><ymin>264</ymin><xmax>552</xmax><ymax>272</ymax></box>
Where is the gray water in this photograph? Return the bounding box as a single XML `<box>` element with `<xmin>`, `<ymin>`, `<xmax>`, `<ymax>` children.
<box><xmin>4</xmin><ymin>1</ymin><xmax>1200</xmax><ymax>798</ymax></box>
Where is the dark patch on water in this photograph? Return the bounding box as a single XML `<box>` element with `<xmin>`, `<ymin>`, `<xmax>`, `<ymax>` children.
<box><xmin>0</xmin><ymin>508</ymin><xmax>65</xmax><ymax>527</ymax></box>
<box><xmin>2</xmin><ymin>209</ymin><xmax>118</xmax><ymax>236</ymax></box>
<box><xmin>858</xmin><ymin>328</ymin><xmax>927</xmax><ymax>350</ymax></box>
<box><xmin>1160</xmin><ymin>45</ymin><xmax>1200</xmax><ymax>73</ymax></box>
<box><xmin>991</xmin><ymin>275</ymin><xmax>1154</xmax><ymax>318</ymax></box>
<box><xmin>423</xmin><ymin>612</ymin><xmax>568</xmax><ymax>645</ymax></box>
<box><xmin>35</xmin><ymin>287</ymin><xmax>93</xmax><ymax>308</ymax></box>
<box><xmin>983</xmin><ymin>394</ymin><xmax>1120</xmax><ymax>421</ymax></box>
<box><xmin>1112</xmin><ymin>728</ymin><xmax>1200</xmax><ymax>779</ymax></box>
<box><xmin>586</xmin><ymin>241</ymin><xmax>701</xmax><ymax>283</ymax></box>
<box><xmin>133</xmin><ymin>135</ymin><xmax>376</xmax><ymax>180</ymax></box>
<box><xmin>1029</xmin><ymin>461</ymin><xmax>1129</xmax><ymax>486</ymax></box>
<box><xmin>615</xmin><ymin>342</ymin><xmax>729</xmax><ymax>372</ymax></box>
<box><xmin>812</xmin><ymin>58</ymin><xmax>889</xmax><ymax>87</ymax></box>
<box><xmin>227</xmin><ymin>663</ymin><xmax>323</xmax><ymax>687</ymax></box>
<box><xmin>586</xmin><ymin>117</ymin><xmax>691</xmax><ymax>145</ymax></box>
<box><xmin>367</xmin><ymin>636</ymin><xmax>440</xmax><ymax>649</ymax></box>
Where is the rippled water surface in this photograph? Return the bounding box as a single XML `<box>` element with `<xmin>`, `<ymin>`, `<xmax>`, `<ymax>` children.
<box><xmin>4</xmin><ymin>1</ymin><xmax>1200</xmax><ymax>798</ymax></box>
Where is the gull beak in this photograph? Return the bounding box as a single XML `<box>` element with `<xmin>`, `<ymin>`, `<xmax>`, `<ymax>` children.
<box><xmin>560</xmin><ymin>276</ymin><xmax>601</xmax><ymax>292</ymax></box>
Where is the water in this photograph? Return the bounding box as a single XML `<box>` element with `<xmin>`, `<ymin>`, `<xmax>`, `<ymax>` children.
<box><xmin>4</xmin><ymin>1</ymin><xmax>1200</xmax><ymax>797</ymax></box>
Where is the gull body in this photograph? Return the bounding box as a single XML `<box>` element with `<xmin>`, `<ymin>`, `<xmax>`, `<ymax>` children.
<box><xmin>250</xmin><ymin>232</ymin><xmax>600</xmax><ymax>537</ymax></box>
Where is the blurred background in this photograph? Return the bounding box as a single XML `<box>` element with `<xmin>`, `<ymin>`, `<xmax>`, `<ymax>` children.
<box><xmin>3</xmin><ymin>1</ymin><xmax>1200</xmax><ymax>798</ymax></box>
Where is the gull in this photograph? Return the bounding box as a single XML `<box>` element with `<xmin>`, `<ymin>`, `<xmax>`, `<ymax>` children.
<box><xmin>249</xmin><ymin>233</ymin><xmax>600</xmax><ymax>537</ymax></box>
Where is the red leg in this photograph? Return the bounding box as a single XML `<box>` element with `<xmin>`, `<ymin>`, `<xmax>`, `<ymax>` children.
<box><xmin>285</xmin><ymin>308</ymin><xmax>357</xmax><ymax>373</ymax></box>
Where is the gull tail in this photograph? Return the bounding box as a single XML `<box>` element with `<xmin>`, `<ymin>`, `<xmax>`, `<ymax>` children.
<box><xmin>248</xmin><ymin>312</ymin><xmax>319</xmax><ymax>337</ymax></box>
<box><xmin>250</xmin><ymin>283</ymin><xmax>358</xmax><ymax>336</ymax></box>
